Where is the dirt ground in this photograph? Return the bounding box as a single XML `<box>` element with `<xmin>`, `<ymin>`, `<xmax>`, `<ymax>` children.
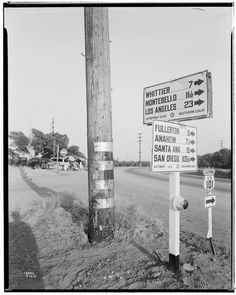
<box><xmin>7</xmin><ymin>166</ymin><xmax>233</xmax><ymax>290</ymax></box>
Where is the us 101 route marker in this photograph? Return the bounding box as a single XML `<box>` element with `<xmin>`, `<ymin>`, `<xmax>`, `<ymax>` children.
<box><xmin>203</xmin><ymin>168</ymin><xmax>216</xmax><ymax>255</ymax></box>
<box><xmin>143</xmin><ymin>70</ymin><xmax>212</xmax><ymax>125</ymax></box>
<box><xmin>144</xmin><ymin>70</ymin><xmax>213</xmax><ymax>272</ymax></box>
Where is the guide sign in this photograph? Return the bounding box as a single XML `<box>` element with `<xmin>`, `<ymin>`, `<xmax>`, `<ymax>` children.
<box><xmin>151</xmin><ymin>120</ymin><xmax>197</xmax><ymax>172</ymax></box>
<box><xmin>143</xmin><ymin>70</ymin><xmax>212</xmax><ymax>125</ymax></box>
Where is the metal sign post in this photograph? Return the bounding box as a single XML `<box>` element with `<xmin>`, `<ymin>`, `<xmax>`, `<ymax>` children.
<box><xmin>203</xmin><ymin>168</ymin><xmax>216</xmax><ymax>255</ymax></box>
<box><xmin>169</xmin><ymin>172</ymin><xmax>180</xmax><ymax>272</ymax></box>
<box><xmin>60</xmin><ymin>149</ymin><xmax>67</xmax><ymax>171</ymax></box>
<box><xmin>151</xmin><ymin>120</ymin><xmax>192</xmax><ymax>272</ymax></box>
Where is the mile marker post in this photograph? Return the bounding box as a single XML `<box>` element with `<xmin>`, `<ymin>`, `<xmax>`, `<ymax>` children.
<box><xmin>84</xmin><ymin>7</ymin><xmax>115</xmax><ymax>243</ymax></box>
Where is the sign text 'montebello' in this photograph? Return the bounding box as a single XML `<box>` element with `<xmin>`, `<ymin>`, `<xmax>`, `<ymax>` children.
<box><xmin>151</xmin><ymin>120</ymin><xmax>197</xmax><ymax>172</ymax></box>
<box><xmin>143</xmin><ymin>70</ymin><xmax>212</xmax><ymax>125</ymax></box>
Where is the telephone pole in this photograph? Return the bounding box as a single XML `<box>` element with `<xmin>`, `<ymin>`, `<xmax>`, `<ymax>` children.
<box><xmin>219</xmin><ymin>140</ymin><xmax>224</xmax><ymax>150</ymax></box>
<box><xmin>84</xmin><ymin>7</ymin><xmax>115</xmax><ymax>243</ymax></box>
<box><xmin>138</xmin><ymin>133</ymin><xmax>143</xmax><ymax>166</ymax></box>
<box><xmin>50</xmin><ymin>117</ymin><xmax>56</xmax><ymax>157</ymax></box>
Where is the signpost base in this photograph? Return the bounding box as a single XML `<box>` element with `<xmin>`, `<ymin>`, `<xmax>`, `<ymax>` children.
<box><xmin>169</xmin><ymin>254</ymin><xmax>179</xmax><ymax>272</ymax></box>
<box><xmin>208</xmin><ymin>238</ymin><xmax>215</xmax><ymax>255</ymax></box>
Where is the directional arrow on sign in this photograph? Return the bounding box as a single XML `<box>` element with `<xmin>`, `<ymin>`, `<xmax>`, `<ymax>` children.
<box><xmin>191</xmin><ymin>148</ymin><xmax>195</xmax><ymax>153</ymax></box>
<box><xmin>194</xmin><ymin>89</ymin><xmax>204</xmax><ymax>96</ymax></box>
<box><xmin>190</xmin><ymin>131</ymin><xmax>195</xmax><ymax>136</ymax></box>
<box><xmin>194</xmin><ymin>79</ymin><xmax>204</xmax><ymax>86</ymax></box>
<box><xmin>194</xmin><ymin>99</ymin><xmax>204</xmax><ymax>106</ymax></box>
<box><xmin>205</xmin><ymin>195</ymin><xmax>216</xmax><ymax>208</ymax></box>
<box><xmin>190</xmin><ymin>157</ymin><xmax>195</xmax><ymax>162</ymax></box>
<box><xmin>206</xmin><ymin>197</ymin><xmax>215</xmax><ymax>205</ymax></box>
<box><xmin>190</xmin><ymin>140</ymin><xmax>195</xmax><ymax>145</ymax></box>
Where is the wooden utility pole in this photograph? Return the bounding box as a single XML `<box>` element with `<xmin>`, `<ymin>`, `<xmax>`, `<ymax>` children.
<box><xmin>84</xmin><ymin>7</ymin><xmax>115</xmax><ymax>243</ymax></box>
<box><xmin>138</xmin><ymin>133</ymin><xmax>143</xmax><ymax>166</ymax></box>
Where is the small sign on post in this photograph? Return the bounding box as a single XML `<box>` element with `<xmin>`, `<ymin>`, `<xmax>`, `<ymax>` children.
<box><xmin>203</xmin><ymin>168</ymin><xmax>216</xmax><ymax>254</ymax></box>
<box><xmin>60</xmin><ymin>149</ymin><xmax>67</xmax><ymax>171</ymax></box>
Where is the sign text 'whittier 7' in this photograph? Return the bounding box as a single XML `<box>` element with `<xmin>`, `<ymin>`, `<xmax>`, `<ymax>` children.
<box><xmin>152</xmin><ymin>120</ymin><xmax>197</xmax><ymax>172</ymax></box>
<box><xmin>143</xmin><ymin>70</ymin><xmax>212</xmax><ymax>125</ymax></box>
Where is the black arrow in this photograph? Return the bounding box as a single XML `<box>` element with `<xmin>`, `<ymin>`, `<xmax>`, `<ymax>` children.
<box><xmin>190</xmin><ymin>131</ymin><xmax>195</xmax><ymax>136</ymax></box>
<box><xmin>194</xmin><ymin>99</ymin><xmax>204</xmax><ymax>106</ymax></box>
<box><xmin>190</xmin><ymin>140</ymin><xmax>195</xmax><ymax>145</ymax></box>
<box><xmin>190</xmin><ymin>157</ymin><xmax>195</xmax><ymax>161</ymax></box>
<box><xmin>194</xmin><ymin>79</ymin><xmax>204</xmax><ymax>86</ymax></box>
<box><xmin>194</xmin><ymin>89</ymin><xmax>204</xmax><ymax>96</ymax></box>
<box><xmin>206</xmin><ymin>197</ymin><xmax>215</xmax><ymax>205</ymax></box>
<box><xmin>191</xmin><ymin>148</ymin><xmax>195</xmax><ymax>153</ymax></box>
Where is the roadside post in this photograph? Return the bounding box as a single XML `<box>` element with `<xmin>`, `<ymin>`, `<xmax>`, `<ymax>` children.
<box><xmin>60</xmin><ymin>148</ymin><xmax>67</xmax><ymax>171</ymax></box>
<box><xmin>152</xmin><ymin>120</ymin><xmax>196</xmax><ymax>272</ymax></box>
<box><xmin>203</xmin><ymin>168</ymin><xmax>216</xmax><ymax>254</ymax></box>
<box><xmin>144</xmin><ymin>70</ymin><xmax>212</xmax><ymax>272</ymax></box>
<box><xmin>56</xmin><ymin>145</ymin><xmax>59</xmax><ymax>172</ymax></box>
<box><xmin>84</xmin><ymin>7</ymin><xmax>115</xmax><ymax>243</ymax></box>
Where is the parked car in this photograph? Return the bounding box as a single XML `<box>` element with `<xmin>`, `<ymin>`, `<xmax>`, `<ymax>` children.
<box><xmin>19</xmin><ymin>157</ymin><xmax>27</xmax><ymax>166</ymax></box>
<box><xmin>12</xmin><ymin>156</ymin><xmax>20</xmax><ymax>166</ymax></box>
<box><xmin>28</xmin><ymin>157</ymin><xmax>41</xmax><ymax>169</ymax></box>
<box><xmin>41</xmin><ymin>158</ymin><xmax>49</xmax><ymax>169</ymax></box>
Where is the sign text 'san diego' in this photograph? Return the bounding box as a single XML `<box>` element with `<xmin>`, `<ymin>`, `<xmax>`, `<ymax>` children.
<box><xmin>152</xmin><ymin>120</ymin><xmax>197</xmax><ymax>172</ymax></box>
<box><xmin>143</xmin><ymin>70</ymin><xmax>212</xmax><ymax>125</ymax></box>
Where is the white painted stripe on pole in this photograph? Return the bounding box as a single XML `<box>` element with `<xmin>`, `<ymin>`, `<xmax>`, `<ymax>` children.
<box><xmin>169</xmin><ymin>209</ymin><xmax>180</xmax><ymax>256</ymax></box>
<box><xmin>95</xmin><ymin>179</ymin><xmax>114</xmax><ymax>190</ymax></box>
<box><xmin>169</xmin><ymin>172</ymin><xmax>180</xmax><ymax>256</ymax></box>
<box><xmin>94</xmin><ymin>142</ymin><xmax>113</xmax><ymax>152</ymax></box>
<box><xmin>207</xmin><ymin>207</ymin><xmax>212</xmax><ymax>239</ymax></box>
<box><xmin>93</xmin><ymin>197</ymin><xmax>115</xmax><ymax>209</ymax></box>
<box><xmin>96</xmin><ymin>161</ymin><xmax>113</xmax><ymax>171</ymax></box>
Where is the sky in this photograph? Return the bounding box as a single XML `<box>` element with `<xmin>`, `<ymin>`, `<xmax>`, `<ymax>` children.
<box><xmin>4</xmin><ymin>5</ymin><xmax>233</xmax><ymax>161</ymax></box>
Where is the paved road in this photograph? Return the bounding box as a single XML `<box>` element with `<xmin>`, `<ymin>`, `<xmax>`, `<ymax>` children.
<box><xmin>114</xmin><ymin>167</ymin><xmax>232</xmax><ymax>249</ymax></box>
<box><xmin>9</xmin><ymin>166</ymin><xmax>232</xmax><ymax>250</ymax></box>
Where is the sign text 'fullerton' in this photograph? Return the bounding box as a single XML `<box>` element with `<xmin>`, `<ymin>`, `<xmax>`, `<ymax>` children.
<box><xmin>152</xmin><ymin>120</ymin><xmax>197</xmax><ymax>172</ymax></box>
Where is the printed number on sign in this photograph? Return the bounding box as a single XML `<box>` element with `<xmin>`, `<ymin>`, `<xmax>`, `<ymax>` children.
<box><xmin>184</xmin><ymin>100</ymin><xmax>193</xmax><ymax>108</ymax></box>
<box><xmin>204</xmin><ymin>176</ymin><xmax>215</xmax><ymax>190</ymax></box>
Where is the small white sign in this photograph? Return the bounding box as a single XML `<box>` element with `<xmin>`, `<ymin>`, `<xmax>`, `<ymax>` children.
<box><xmin>143</xmin><ymin>70</ymin><xmax>212</xmax><ymax>125</ymax></box>
<box><xmin>203</xmin><ymin>168</ymin><xmax>215</xmax><ymax>191</ymax></box>
<box><xmin>151</xmin><ymin>120</ymin><xmax>197</xmax><ymax>172</ymax></box>
<box><xmin>205</xmin><ymin>195</ymin><xmax>216</xmax><ymax>208</ymax></box>
<box><xmin>60</xmin><ymin>148</ymin><xmax>67</xmax><ymax>157</ymax></box>
<box><xmin>204</xmin><ymin>175</ymin><xmax>215</xmax><ymax>191</ymax></box>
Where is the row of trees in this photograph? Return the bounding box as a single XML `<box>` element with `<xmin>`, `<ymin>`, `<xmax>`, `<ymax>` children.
<box><xmin>115</xmin><ymin>149</ymin><xmax>231</xmax><ymax>169</ymax></box>
<box><xmin>8</xmin><ymin>129</ymin><xmax>86</xmax><ymax>159</ymax></box>
<box><xmin>197</xmin><ymin>148</ymin><xmax>231</xmax><ymax>169</ymax></box>
<box><xmin>9</xmin><ymin>130</ymin><xmax>231</xmax><ymax>169</ymax></box>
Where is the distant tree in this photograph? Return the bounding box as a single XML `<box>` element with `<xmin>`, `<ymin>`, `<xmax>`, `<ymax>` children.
<box><xmin>9</xmin><ymin>131</ymin><xmax>30</xmax><ymax>152</ymax></box>
<box><xmin>8</xmin><ymin>148</ymin><xmax>15</xmax><ymax>157</ymax></box>
<box><xmin>31</xmin><ymin>129</ymin><xmax>46</xmax><ymax>155</ymax></box>
<box><xmin>53</xmin><ymin>133</ymin><xmax>69</xmax><ymax>150</ymax></box>
<box><xmin>67</xmin><ymin>145</ymin><xmax>86</xmax><ymax>159</ymax></box>
<box><xmin>198</xmin><ymin>148</ymin><xmax>231</xmax><ymax>169</ymax></box>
